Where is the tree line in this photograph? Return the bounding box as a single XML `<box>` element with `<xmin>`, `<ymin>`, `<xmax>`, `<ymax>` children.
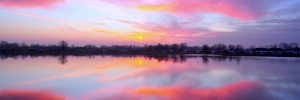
<box><xmin>0</xmin><ymin>41</ymin><xmax>299</xmax><ymax>57</ymax></box>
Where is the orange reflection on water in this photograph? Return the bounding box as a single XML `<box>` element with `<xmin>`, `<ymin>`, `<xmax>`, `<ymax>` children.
<box><xmin>0</xmin><ymin>90</ymin><xmax>66</xmax><ymax>100</ymax></box>
<box><xmin>18</xmin><ymin>57</ymin><xmax>172</xmax><ymax>85</ymax></box>
<box><xmin>136</xmin><ymin>81</ymin><xmax>266</xmax><ymax>100</ymax></box>
<box><xmin>85</xmin><ymin>81</ymin><xmax>270</xmax><ymax>100</ymax></box>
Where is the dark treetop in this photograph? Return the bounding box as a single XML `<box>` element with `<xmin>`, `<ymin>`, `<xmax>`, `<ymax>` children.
<box><xmin>1</xmin><ymin>41</ymin><xmax>299</xmax><ymax>57</ymax></box>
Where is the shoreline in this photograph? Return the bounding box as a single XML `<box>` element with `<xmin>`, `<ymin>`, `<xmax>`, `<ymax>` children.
<box><xmin>1</xmin><ymin>53</ymin><xmax>299</xmax><ymax>58</ymax></box>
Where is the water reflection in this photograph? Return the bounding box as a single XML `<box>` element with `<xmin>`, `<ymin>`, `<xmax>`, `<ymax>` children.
<box><xmin>0</xmin><ymin>55</ymin><xmax>300</xmax><ymax>100</ymax></box>
<box><xmin>0</xmin><ymin>90</ymin><xmax>65</xmax><ymax>100</ymax></box>
<box><xmin>0</xmin><ymin>55</ymin><xmax>242</xmax><ymax>65</ymax></box>
<box><xmin>58</xmin><ymin>55</ymin><xmax>68</xmax><ymax>65</ymax></box>
<box><xmin>84</xmin><ymin>81</ymin><xmax>272</xmax><ymax>100</ymax></box>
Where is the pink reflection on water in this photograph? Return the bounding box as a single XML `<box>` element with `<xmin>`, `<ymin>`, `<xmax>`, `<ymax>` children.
<box><xmin>17</xmin><ymin>57</ymin><xmax>174</xmax><ymax>86</ymax></box>
<box><xmin>136</xmin><ymin>81</ymin><xmax>266</xmax><ymax>100</ymax></box>
<box><xmin>85</xmin><ymin>81</ymin><xmax>271</xmax><ymax>100</ymax></box>
<box><xmin>0</xmin><ymin>90</ymin><xmax>66</xmax><ymax>100</ymax></box>
<box><xmin>1</xmin><ymin>56</ymin><xmax>289</xmax><ymax>99</ymax></box>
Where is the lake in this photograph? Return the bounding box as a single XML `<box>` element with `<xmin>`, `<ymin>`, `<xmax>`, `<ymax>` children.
<box><xmin>0</xmin><ymin>55</ymin><xmax>300</xmax><ymax>100</ymax></box>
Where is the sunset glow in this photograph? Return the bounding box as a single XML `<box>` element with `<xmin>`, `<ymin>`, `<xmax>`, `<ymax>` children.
<box><xmin>136</xmin><ymin>35</ymin><xmax>145</xmax><ymax>41</ymax></box>
<box><xmin>0</xmin><ymin>0</ymin><xmax>299</xmax><ymax>45</ymax></box>
<box><xmin>1</xmin><ymin>1</ymin><xmax>300</xmax><ymax>99</ymax></box>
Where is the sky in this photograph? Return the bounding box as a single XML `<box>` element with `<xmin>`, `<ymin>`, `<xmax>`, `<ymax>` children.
<box><xmin>0</xmin><ymin>0</ymin><xmax>299</xmax><ymax>46</ymax></box>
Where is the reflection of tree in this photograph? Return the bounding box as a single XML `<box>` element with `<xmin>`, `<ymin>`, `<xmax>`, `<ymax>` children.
<box><xmin>151</xmin><ymin>55</ymin><xmax>187</xmax><ymax>63</ymax></box>
<box><xmin>202</xmin><ymin>56</ymin><xmax>209</xmax><ymax>64</ymax></box>
<box><xmin>0</xmin><ymin>55</ymin><xmax>243</xmax><ymax>65</ymax></box>
<box><xmin>58</xmin><ymin>55</ymin><xmax>67</xmax><ymax>65</ymax></box>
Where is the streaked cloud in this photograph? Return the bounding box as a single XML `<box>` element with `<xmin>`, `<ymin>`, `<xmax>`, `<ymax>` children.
<box><xmin>107</xmin><ymin>0</ymin><xmax>281</xmax><ymax>21</ymax></box>
<box><xmin>0</xmin><ymin>0</ymin><xmax>64</xmax><ymax>8</ymax></box>
<box><xmin>0</xmin><ymin>0</ymin><xmax>299</xmax><ymax>45</ymax></box>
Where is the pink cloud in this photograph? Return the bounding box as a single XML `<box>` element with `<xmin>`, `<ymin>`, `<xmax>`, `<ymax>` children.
<box><xmin>108</xmin><ymin>0</ymin><xmax>277</xmax><ymax>21</ymax></box>
<box><xmin>0</xmin><ymin>0</ymin><xmax>64</xmax><ymax>8</ymax></box>
<box><xmin>5</xmin><ymin>10</ymin><xmax>63</xmax><ymax>22</ymax></box>
<box><xmin>115</xmin><ymin>19</ymin><xmax>209</xmax><ymax>38</ymax></box>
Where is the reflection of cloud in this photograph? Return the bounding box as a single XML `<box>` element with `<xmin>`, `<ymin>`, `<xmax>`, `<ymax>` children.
<box><xmin>17</xmin><ymin>58</ymin><xmax>169</xmax><ymax>86</ymax></box>
<box><xmin>17</xmin><ymin>57</ymin><xmax>242</xmax><ymax>88</ymax></box>
<box><xmin>136</xmin><ymin>81</ymin><xmax>269</xmax><ymax>100</ymax></box>
<box><xmin>0</xmin><ymin>90</ymin><xmax>65</xmax><ymax>100</ymax></box>
<box><xmin>83</xmin><ymin>88</ymin><xmax>143</xmax><ymax>100</ymax></box>
<box><xmin>0</xmin><ymin>0</ymin><xmax>64</xmax><ymax>8</ymax></box>
<box><xmin>18</xmin><ymin>67</ymin><xmax>104</xmax><ymax>86</ymax></box>
<box><xmin>85</xmin><ymin>81</ymin><xmax>273</xmax><ymax>100</ymax></box>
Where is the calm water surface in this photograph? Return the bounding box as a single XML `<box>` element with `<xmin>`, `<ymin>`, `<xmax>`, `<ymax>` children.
<box><xmin>0</xmin><ymin>55</ymin><xmax>300</xmax><ymax>100</ymax></box>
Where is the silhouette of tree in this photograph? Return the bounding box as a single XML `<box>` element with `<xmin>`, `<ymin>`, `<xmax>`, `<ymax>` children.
<box><xmin>58</xmin><ymin>40</ymin><xmax>68</xmax><ymax>51</ymax></box>
<box><xmin>202</xmin><ymin>44</ymin><xmax>210</xmax><ymax>54</ymax></box>
<box><xmin>0</xmin><ymin>40</ymin><xmax>299</xmax><ymax>57</ymax></box>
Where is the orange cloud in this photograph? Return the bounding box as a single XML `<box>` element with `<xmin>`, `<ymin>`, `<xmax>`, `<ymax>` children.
<box><xmin>139</xmin><ymin>4</ymin><xmax>174</xmax><ymax>12</ymax></box>
<box><xmin>0</xmin><ymin>0</ymin><xmax>64</xmax><ymax>8</ymax></box>
<box><xmin>0</xmin><ymin>90</ymin><xmax>66</xmax><ymax>100</ymax></box>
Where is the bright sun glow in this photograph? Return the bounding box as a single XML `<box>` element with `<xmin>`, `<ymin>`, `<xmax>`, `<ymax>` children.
<box><xmin>136</xmin><ymin>35</ymin><xmax>145</xmax><ymax>41</ymax></box>
<box><xmin>136</xmin><ymin>59</ymin><xmax>144</xmax><ymax>65</ymax></box>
